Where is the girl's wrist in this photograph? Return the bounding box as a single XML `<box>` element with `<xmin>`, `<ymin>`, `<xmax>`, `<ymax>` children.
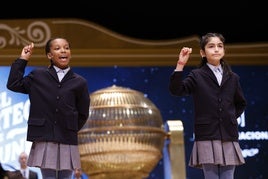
<box><xmin>177</xmin><ymin>61</ymin><xmax>186</xmax><ymax>66</ymax></box>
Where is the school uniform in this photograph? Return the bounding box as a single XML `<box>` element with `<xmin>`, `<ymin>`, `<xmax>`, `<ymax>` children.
<box><xmin>169</xmin><ymin>63</ymin><xmax>247</xmax><ymax>168</ymax></box>
<box><xmin>7</xmin><ymin>58</ymin><xmax>90</xmax><ymax>171</ymax></box>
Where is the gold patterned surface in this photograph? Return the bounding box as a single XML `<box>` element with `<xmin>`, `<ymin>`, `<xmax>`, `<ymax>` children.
<box><xmin>78</xmin><ymin>85</ymin><xmax>166</xmax><ymax>179</ymax></box>
<box><xmin>0</xmin><ymin>18</ymin><xmax>268</xmax><ymax>66</ymax></box>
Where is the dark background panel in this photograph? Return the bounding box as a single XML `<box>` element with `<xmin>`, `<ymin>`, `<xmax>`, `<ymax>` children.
<box><xmin>1</xmin><ymin>2</ymin><xmax>268</xmax><ymax>43</ymax></box>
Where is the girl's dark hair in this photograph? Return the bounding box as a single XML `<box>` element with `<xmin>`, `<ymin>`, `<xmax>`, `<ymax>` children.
<box><xmin>198</xmin><ymin>32</ymin><xmax>232</xmax><ymax>73</ymax></box>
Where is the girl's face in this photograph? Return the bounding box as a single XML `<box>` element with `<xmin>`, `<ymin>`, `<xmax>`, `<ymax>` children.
<box><xmin>200</xmin><ymin>37</ymin><xmax>225</xmax><ymax>66</ymax></box>
<box><xmin>47</xmin><ymin>38</ymin><xmax>71</xmax><ymax>69</ymax></box>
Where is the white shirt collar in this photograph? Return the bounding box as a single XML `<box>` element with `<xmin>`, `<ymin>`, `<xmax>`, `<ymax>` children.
<box><xmin>53</xmin><ymin>65</ymin><xmax>70</xmax><ymax>74</ymax></box>
<box><xmin>207</xmin><ymin>63</ymin><xmax>223</xmax><ymax>74</ymax></box>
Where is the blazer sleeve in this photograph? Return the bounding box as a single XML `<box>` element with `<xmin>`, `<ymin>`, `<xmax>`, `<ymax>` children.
<box><xmin>6</xmin><ymin>58</ymin><xmax>30</xmax><ymax>94</ymax></box>
<box><xmin>169</xmin><ymin>70</ymin><xmax>196</xmax><ymax>96</ymax></box>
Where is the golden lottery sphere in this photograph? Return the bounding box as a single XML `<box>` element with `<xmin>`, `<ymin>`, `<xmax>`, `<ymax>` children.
<box><xmin>78</xmin><ymin>85</ymin><xmax>166</xmax><ymax>179</ymax></box>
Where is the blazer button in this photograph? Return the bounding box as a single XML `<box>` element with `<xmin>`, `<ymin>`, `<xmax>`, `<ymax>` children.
<box><xmin>56</xmin><ymin>96</ymin><xmax>60</xmax><ymax>100</ymax></box>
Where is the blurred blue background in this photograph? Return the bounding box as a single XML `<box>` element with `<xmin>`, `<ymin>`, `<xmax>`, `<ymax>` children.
<box><xmin>1</xmin><ymin>65</ymin><xmax>267</xmax><ymax>179</ymax></box>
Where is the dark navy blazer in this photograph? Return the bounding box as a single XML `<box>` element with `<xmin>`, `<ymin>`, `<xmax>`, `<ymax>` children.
<box><xmin>169</xmin><ymin>64</ymin><xmax>247</xmax><ymax>141</ymax></box>
<box><xmin>7</xmin><ymin>59</ymin><xmax>90</xmax><ymax>145</ymax></box>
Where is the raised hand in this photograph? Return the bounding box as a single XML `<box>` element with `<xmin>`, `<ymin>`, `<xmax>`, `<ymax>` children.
<box><xmin>20</xmin><ymin>42</ymin><xmax>34</xmax><ymax>61</ymax></box>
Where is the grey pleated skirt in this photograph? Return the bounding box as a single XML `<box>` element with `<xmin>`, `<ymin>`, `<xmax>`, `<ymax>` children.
<box><xmin>27</xmin><ymin>142</ymin><xmax>81</xmax><ymax>170</ymax></box>
<box><xmin>189</xmin><ymin>140</ymin><xmax>245</xmax><ymax>169</ymax></box>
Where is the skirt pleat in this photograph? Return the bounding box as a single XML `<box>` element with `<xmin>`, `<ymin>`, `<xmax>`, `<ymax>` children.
<box><xmin>189</xmin><ymin>140</ymin><xmax>245</xmax><ymax>169</ymax></box>
<box><xmin>27</xmin><ymin>142</ymin><xmax>81</xmax><ymax>170</ymax></box>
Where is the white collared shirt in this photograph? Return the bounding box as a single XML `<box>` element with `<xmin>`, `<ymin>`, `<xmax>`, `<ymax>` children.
<box><xmin>53</xmin><ymin>66</ymin><xmax>70</xmax><ymax>82</ymax></box>
<box><xmin>207</xmin><ymin>63</ymin><xmax>223</xmax><ymax>85</ymax></box>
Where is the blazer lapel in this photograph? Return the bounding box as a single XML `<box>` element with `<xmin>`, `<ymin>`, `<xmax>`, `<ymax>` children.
<box><xmin>47</xmin><ymin>66</ymin><xmax>59</xmax><ymax>81</ymax></box>
<box><xmin>61</xmin><ymin>69</ymin><xmax>75</xmax><ymax>82</ymax></box>
<box><xmin>47</xmin><ymin>66</ymin><xmax>75</xmax><ymax>82</ymax></box>
<box><xmin>221</xmin><ymin>69</ymin><xmax>231</xmax><ymax>86</ymax></box>
<box><xmin>202</xmin><ymin>65</ymin><xmax>219</xmax><ymax>85</ymax></box>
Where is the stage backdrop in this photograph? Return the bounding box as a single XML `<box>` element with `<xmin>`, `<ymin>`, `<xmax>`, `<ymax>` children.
<box><xmin>1</xmin><ymin>65</ymin><xmax>267</xmax><ymax>179</ymax></box>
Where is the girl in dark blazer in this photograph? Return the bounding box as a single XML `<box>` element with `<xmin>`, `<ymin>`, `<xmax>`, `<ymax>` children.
<box><xmin>169</xmin><ymin>33</ymin><xmax>247</xmax><ymax>179</ymax></box>
<box><xmin>6</xmin><ymin>38</ymin><xmax>90</xmax><ymax>179</ymax></box>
